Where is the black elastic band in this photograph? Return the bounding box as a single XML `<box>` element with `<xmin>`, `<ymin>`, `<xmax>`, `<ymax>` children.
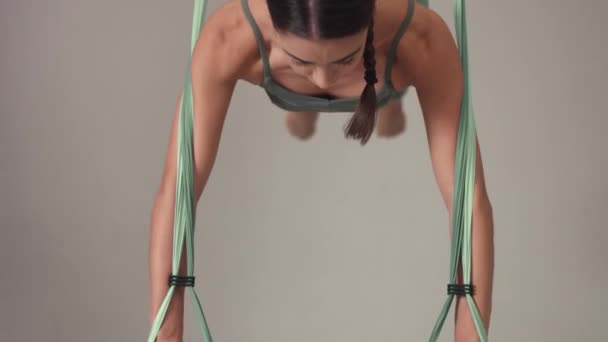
<box><xmin>447</xmin><ymin>283</ymin><xmax>475</xmax><ymax>296</ymax></box>
<box><xmin>169</xmin><ymin>275</ymin><xmax>195</xmax><ymax>287</ymax></box>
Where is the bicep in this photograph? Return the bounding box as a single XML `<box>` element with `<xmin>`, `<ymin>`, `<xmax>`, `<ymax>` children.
<box><xmin>412</xmin><ymin>14</ymin><xmax>489</xmax><ymax>211</ymax></box>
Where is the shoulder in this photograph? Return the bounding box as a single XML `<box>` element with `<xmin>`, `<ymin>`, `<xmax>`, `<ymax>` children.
<box><xmin>190</xmin><ymin>0</ymin><xmax>261</xmax><ymax>83</ymax></box>
<box><xmin>396</xmin><ymin>4</ymin><xmax>462</xmax><ymax>89</ymax></box>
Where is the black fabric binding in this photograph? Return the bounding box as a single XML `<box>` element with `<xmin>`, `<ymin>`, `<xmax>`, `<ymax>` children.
<box><xmin>169</xmin><ymin>275</ymin><xmax>195</xmax><ymax>287</ymax></box>
<box><xmin>447</xmin><ymin>283</ymin><xmax>475</xmax><ymax>296</ymax></box>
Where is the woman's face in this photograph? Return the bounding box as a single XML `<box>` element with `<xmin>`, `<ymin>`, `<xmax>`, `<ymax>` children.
<box><xmin>275</xmin><ymin>30</ymin><xmax>368</xmax><ymax>90</ymax></box>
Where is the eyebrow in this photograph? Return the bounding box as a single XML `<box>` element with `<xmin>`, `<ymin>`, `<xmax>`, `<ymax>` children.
<box><xmin>283</xmin><ymin>46</ymin><xmax>362</xmax><ymax>64</ymax></box>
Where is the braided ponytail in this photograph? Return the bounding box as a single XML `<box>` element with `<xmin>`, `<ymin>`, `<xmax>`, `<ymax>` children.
<box><xmin>344</xmin><ymin>17</ymin><xmax>377</xmax><ymax>145</ymax></box>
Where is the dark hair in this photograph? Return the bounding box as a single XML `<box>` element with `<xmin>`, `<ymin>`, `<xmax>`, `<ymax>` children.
<box><xmin>267</xmin><ymin>0</ymin><xmax>377</xmax><ymax>145</ymax></box>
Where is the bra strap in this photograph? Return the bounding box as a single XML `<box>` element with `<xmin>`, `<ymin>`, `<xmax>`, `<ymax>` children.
<box><xmin>384</xmin><ymin>0</ymin><xmax>416</xmax><ymax>87</ymax></box>
<box><xmin>240</xmin><ymin>0</ymin><xmax>271</xmax><ymax>79</ymax></box>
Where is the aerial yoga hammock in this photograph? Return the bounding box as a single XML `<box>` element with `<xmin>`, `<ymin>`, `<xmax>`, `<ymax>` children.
<box><xmin>147</xmin><ymin>0</ymin><xmax>488</xmax><ymax>341</ymax></box>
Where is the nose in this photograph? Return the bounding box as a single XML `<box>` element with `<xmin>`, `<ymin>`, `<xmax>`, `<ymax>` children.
<box><xmin>311</xmin><ymin>67</ymin><xmax>336</xmax><ymax>90</ymax></box>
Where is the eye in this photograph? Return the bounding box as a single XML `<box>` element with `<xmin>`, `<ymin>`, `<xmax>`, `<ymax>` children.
<box><xmin>337</xmin><ymin>58</ymin><xmax>355</xmax><ymax>65</ymax></box>
<box><xmin>292</xmin><ymin>58</ymin><xmax>312</xmax><ymax>66</ymax></box>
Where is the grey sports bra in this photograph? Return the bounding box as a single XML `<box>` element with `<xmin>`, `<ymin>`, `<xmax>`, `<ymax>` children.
<box><xmin>240</xmin><ymin>0</ymin><xmax>416</xmax><ymax>113</ymax></box>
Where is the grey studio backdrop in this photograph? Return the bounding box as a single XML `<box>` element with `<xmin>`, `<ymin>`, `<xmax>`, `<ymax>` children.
<box><xmin>1</xmin><ymin>0</ymin><xmax>607</xmax><ymax>341</ymax></box>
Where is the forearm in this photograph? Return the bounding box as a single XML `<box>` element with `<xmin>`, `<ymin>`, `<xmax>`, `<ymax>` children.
<box><xmin>148</xmin><ymin>190</ymin><xmax>190</xmax><ymax>342</ymax></box>
<box><xmin>453</xmin><ymin>197</ymin><xmax>494</xmax><ymax>342</ymax></box>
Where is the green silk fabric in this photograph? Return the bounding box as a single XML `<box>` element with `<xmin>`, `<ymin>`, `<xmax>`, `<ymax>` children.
<box><xmin>147</xmin><ymin>0</ymin><xmax>488</xmax><ymax>341</ymax></box>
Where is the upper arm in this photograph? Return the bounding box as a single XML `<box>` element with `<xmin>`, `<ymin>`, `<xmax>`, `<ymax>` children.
<box><xmin>407</xmin><ymin>12</ymin><xmax>490</xmax><ymax>211</ymax></box>
<box><xmin>158</xmin><ymin>6</ymin><xmax>247</xmax><ymax>200</ymax></box>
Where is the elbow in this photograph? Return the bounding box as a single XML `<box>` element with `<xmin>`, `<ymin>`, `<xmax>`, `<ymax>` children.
<box><xmin>443</xmin><ymin>185</ymin><xmax>493</xmax><ymax>219</ymax></box>
<box><xmin>474</xmin><ymin>190</ymin><xmax>493</xmax><ymax>219</ymax></box>
<box><xmin>150</xmin><ymin>185</ymin><xmax>174</xmax><ymax>222</ymax></box>
<box><xmin>155</xmin><ymin>170</ymin><xmax>205</xmax><ymax>204</ymax></box>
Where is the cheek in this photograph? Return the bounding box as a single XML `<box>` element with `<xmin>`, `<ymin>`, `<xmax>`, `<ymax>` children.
<box><xmin>334</xmin><ymin>63</ymin><xmax>361</xmax><ymax>78</ymax></box>
<box><xmin>288</xmin><ymin>63</ymin><xmax>361</xmax><ymax>81</ymax></box>
<box><xmin>343</xmin><ymin>63</ymin><xmax>361</xmax><ymax>74</ymax></box>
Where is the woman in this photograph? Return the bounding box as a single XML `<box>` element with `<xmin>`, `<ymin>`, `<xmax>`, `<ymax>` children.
<box><xmin>148</xmin><ymin>0</ymin><xmax>494</xmax><ymax>341</ymax></box>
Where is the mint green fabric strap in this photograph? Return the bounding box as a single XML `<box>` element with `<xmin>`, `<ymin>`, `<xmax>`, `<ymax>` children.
<box><xmin>428</xmin><ymin>0</ymin><xmax>488</xmax><ymax>341</ymax></box>
<box><xmin>146</xmin><ymin>1</ymin><xmax>213</xmax><ymax>341</ymax></box>
<box><xmin>147</xmin><ymin>0</ymin><xmax>486</xmax><ymax>341</ymax></box>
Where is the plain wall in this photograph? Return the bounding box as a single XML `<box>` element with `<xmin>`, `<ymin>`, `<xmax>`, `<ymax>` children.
<box><xmin>1</xmin><ymin>0</ymin><xmax>607</xmax><ymax>341</ymax></box>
